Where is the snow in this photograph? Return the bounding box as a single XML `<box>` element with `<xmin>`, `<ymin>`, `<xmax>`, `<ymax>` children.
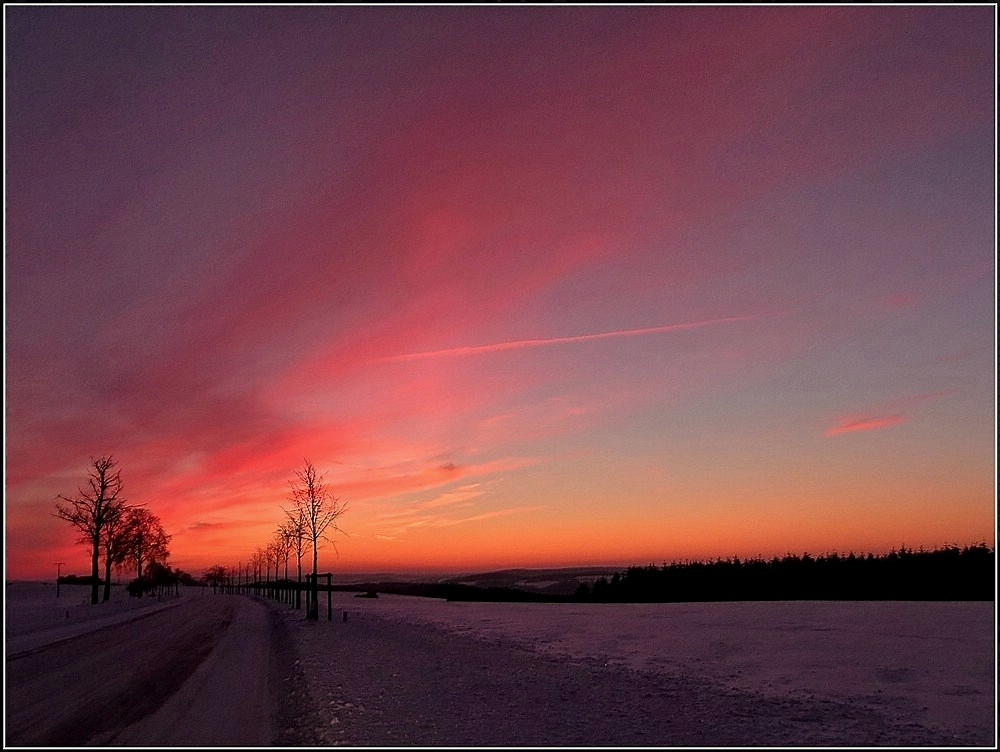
<box><xmin>335</xmin><ymin>593</ymin><xmax>996</xmax><ymax>735</ymax></box>
<box><xmin>4</xmin><ymin>581</ymin><xmax>193</xmax><ymax>656</ymax></box>
<box><xmin>5</xmin><ymin>582</ymin><xmax>996</xmax><ymax>744</ymax></box>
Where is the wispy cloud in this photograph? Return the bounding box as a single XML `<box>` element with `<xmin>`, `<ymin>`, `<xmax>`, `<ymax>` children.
<box><xmin>825</xmin><ymin>415</ymin><xmax>906</xmax><ymax>437</ymax></box>
<box><xmin>431</xmin><ymin>505</ymin><xmax>545</xmax><ymax>528</ymax></box>
<box><xmin>187</xmin><ymin>521</ymin><xmax>225</xmax><ymax>530</ymax></box>
<box><xmin>372</xmin><ymin>474</ymin><xmax>544</xmax><ymax>539</ymax></box>
<box><xmin>378</xmin><ymin>314</ymin><xmax>772</xmax><ymax>363</ymax></box>
<box><xmin>375</xmin><ymin>484</ymin><xmax>485</xmax><ymax>522</ymax></box>
<box><xmin>825</xmin><ymin>390</ymin><xmax>955</xmax><ymax>437</ymax></box>
<box><xmin>336</xmin><ymin>457</ymin><xmax>539</xmax><ymax>505</ymax></box>
<box><xmin>381</xmin><ymin>504</ymin><xmax>545</xmax><ymax>537</ymax></box>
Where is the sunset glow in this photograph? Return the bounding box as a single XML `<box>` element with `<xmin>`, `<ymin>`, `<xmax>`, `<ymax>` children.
<box><xmin>4</xmin><ymin>6</ymin><xmax>995</xmax><ymax>581</ymax></box>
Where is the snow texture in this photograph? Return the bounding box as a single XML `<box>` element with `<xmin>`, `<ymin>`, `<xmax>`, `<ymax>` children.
<box><xmin>5</xmin><ymin>583</ymin><xmax>996</xmax><ymax>746</ymax></box>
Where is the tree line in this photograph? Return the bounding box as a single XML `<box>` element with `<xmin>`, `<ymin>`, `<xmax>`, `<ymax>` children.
<box><xmin>576</xmin><ymin>544</ymin><xmax>995</xmax><ymax>602</ymax></box>
<box><xmin>53</xmin><ymin>455</ymin><xmax>174</xmax><ymax>605</ymax></box>
<box><xmin>54</xmin><ymin>457</ymin><xmax>348</xmax><ymax>615</ymax></box>
<box><xmin>202</xmin><ymin>459</ymin><xmax>348</xmax><ymax>620</ymax></box>
<box><xmin>334</xmin><ymin>544</ymin><xmax>994</xmax><ymax>603</ymax></box>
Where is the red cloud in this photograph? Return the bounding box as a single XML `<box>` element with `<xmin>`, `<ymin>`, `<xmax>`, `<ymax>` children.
<box><xmin>825</xmin><ymin>390</ymin><xmax>956</xmax><ymax>437</ymax></box>
<box><xmin>884</xmin><ymin>293</ymin><xmax>917</xmax><ymax>309</ymax></box>
<box><xmin>825</xmin><ymin>414</ymin><xmax>905</xmax><ymax>437</ymax></box>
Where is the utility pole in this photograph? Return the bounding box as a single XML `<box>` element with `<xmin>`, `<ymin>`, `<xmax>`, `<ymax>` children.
<box><xmin>54</xmin><ymin>562</ymin><xmax>65</xmax><ymax>598</ymax></box>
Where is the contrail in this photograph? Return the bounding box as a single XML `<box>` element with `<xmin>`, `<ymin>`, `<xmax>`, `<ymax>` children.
<box><xmin>380</xmin><ymin>313</ymin><xmax>769</xmax><ymax>363</ymax></box>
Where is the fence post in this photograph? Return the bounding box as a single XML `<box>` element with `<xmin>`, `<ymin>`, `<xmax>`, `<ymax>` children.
<box><xmin>306</xmin><ymin>574</ymin><xmax>318</xmax><ymax>620</ymax></box>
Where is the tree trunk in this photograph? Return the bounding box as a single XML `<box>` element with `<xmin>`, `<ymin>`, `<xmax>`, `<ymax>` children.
<box><xmin>90</xmin><ymin>535</ymin><xmax>100</xmax><ymax>605</ymax></box>
<box><xmin>309</xmin><ymin>543</ymin><xmax>319</xmax><ymax>620</ymax></box>
<box><xmin>102</xmin><ymin>555</ymin><xmax>112</xmax><ymax>602</ymax></box>
<box><xmin>296</xmin><ymin>555</ymin><xmax>303</xmax><ymax>610</ymax></box>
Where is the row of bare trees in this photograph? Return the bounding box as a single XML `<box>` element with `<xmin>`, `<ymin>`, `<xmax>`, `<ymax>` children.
<box><xmin>53</xmin><ymin>455</ymin><xmax>171</xmax><ymax>605</ymax></box>
<box><xmin>204</xmin><ymin>459</ymin><xmax>348</xmax><ymax>620</ymax></box>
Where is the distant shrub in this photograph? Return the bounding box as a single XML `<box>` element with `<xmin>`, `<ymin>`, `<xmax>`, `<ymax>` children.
<box><xmin>126</xmin><ymin>561</ymin><xmax>190</xmax><ymax>597</ymax></box>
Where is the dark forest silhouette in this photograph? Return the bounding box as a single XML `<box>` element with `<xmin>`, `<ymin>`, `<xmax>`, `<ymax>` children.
<box><xmin>333</xmin><ymin>544</ymin><xmax>995</xmax><ymax>603</ymax></box>
<box><xmin>577</xmin><ymin>544</ymin><xmax>995</xmax><ymax>602</ymax></box>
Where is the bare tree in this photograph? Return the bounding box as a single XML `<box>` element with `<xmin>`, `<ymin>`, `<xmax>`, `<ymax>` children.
<box><xmin>101</xmin><ymin>502</ymin><xmax>138</xmax><ymax>602</ymax></box>
<box><xmin>252</xmin><ymin>547</ymin><xmax>265</xmax><ymax>592</ymax></box>
<box><xmin>265</xmin><ymin>541</ymin><xmax>279</xmax><ymax>597</ymax></box>
<box><xmin>286</xmin><ymin>460</ymin><xmax>348</xmax><ymax>620</ymax></box>
<box><xmin>274</xmin><ymin>527</ymin><xmax>292</xmax><ymax>581</ymax></box>
<box><xmin>281</xmin><ymin>509</ymin><xmax>308</xmax><ymax>610</ymax></box>
<box><xmin>54</xmin><ymin>456</ymin><xmax>128</xmax><ymax>605</ymax></box>
<box><xmin>119</xmin><ymin>508</ymin><xmax>171</xmax><ymax>581</ymax></box>
<box><xmin>274</xmin><ymin>526</ymin><xmax>296</xmax><ymax>604</ymax></box>
<box><xmin>203</xmin><ymin>565</ymin><xmax>228</xmax><ymax>591</ymax></box>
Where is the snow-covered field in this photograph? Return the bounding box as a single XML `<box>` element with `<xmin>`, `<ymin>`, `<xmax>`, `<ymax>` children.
<box><xmin>6</xmin><ymin>582</ymin><xmax>996</xmax><ymax>745</ymax></box>
<box><xmin>333</xmin><ymin>593</ymin><xmax>995</xmax><ymax>739</ymax></box>
<box><xmin>4</xmin><ymin>581</ymin><xmax>188</xmax><ymax>656</ymax></box>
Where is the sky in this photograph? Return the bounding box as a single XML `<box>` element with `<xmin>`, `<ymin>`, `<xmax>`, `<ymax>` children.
<box><xmin>4</xmin><ymin>5</ymin><xmax>996</xmax><ymax>581</ymax></box>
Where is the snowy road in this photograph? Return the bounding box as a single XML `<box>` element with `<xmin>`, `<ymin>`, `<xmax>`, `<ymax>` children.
<box><xmin>5</xmin><ymin>595</ymin><xmax>281</xmax><ymax>746</ymax></box>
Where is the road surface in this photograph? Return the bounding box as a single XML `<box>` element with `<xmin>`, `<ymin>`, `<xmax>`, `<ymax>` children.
<box><xmin>5</xmin><ymin>594</ymin><xmax>290</xmax><ymax>746</ymax></box>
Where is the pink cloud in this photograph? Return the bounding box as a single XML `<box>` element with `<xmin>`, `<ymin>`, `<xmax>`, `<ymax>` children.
<box><xmin>884</xmin><ymin>293</ymin><xmax>918</xmax><ymax>309</ymax></box>
<box><xmin>334</xmin><ymin>456</ymin><xmax>540</xmax><ymax>505</ymax></box>
<box><xmin>825</xmin><ymin>390</ymin><xmax>955</xmax><ymax>437</ymax></box>
<box><xmin>825</xmin><ymin>414</ymin><xmax>906</xmax><ymax>437</ymax></box>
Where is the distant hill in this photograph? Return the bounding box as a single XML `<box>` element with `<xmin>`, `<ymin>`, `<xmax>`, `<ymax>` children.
<box><xmin>332</xmin><ymin>566</ymin><xmax>621</xmax><ymax>601</ymax></box>
<box><xmin>446</xmin><ymin>567</ymin><xmax>622</xmax><ymax>596</ymax></box>
<box><xmin>331</xmin><ymin>546</ymin><xmax>994</xmax><ymax>603</ymax></box>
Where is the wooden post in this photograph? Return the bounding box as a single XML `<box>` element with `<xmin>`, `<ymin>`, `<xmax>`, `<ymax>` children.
<box><xmin>306</xmin><ymin>574</ymin><xmax>318</xmax><ymax>620</ymax></box>
<box><xmin>327</xmin><ymin>573</ymin><xmax>332</xmax><ymax>621</ymax></box>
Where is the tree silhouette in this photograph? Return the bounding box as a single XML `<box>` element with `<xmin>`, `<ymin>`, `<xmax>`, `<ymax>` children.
<box><xmin>203</xmin><ymin>565</ymin><xmax>229</xmax><ymax>592</ymax></box>
<box><xmin>286</xmin><ymin>460</ymin><xmax>348</xmax><ymax>620</ymax></box>
<box><xmin>273</xmin><ymin>526</ymin><xmax>294</xmax><ymax>604</ymax></box>
<box><xmin>265</xmin><ymin>540</ymin><xmax>281</xmax><ymax>598</ymax></box>
<box><xmin>274</xmin><ymin>526</ymin><xmax>292</xmax><ymax>581</ymax></box>
<box><xmin>252</xmin><ymin>547</ymin><xmax>265</xmax><ymax>593</ymax></box>
<box><xmin>119</xmin><ymin>507</ymin><xmax>171</xmax><ymax>580</ymax></box>
<box><xmin>101</xmin><ymin>502</ymin><xmax>137</xmax><ymax>602</ymax></box>
<box><xmin>282</xmin><ymin>509</ymin><xmax>308</xmax><ymax>609</ymax></box>
<box><xmin>54</xmin><ymin>456</ymin><xmax>128</xmax><ymax>605</ymax></box>
<box><xmin>126</xmin><ymin>560</ymin><xmax>183</xmax><ymax>597</ymax></box>
<box><xmin>576</xmin><ymin>544</ymin><xmax>995</xmax><ymax>602</ymax></box>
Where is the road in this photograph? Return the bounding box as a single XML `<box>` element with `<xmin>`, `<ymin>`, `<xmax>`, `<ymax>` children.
<box><xmin>5</xmin><ymin>594</ymin><xmax>285</xmax><ymax>747</ymax></box>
